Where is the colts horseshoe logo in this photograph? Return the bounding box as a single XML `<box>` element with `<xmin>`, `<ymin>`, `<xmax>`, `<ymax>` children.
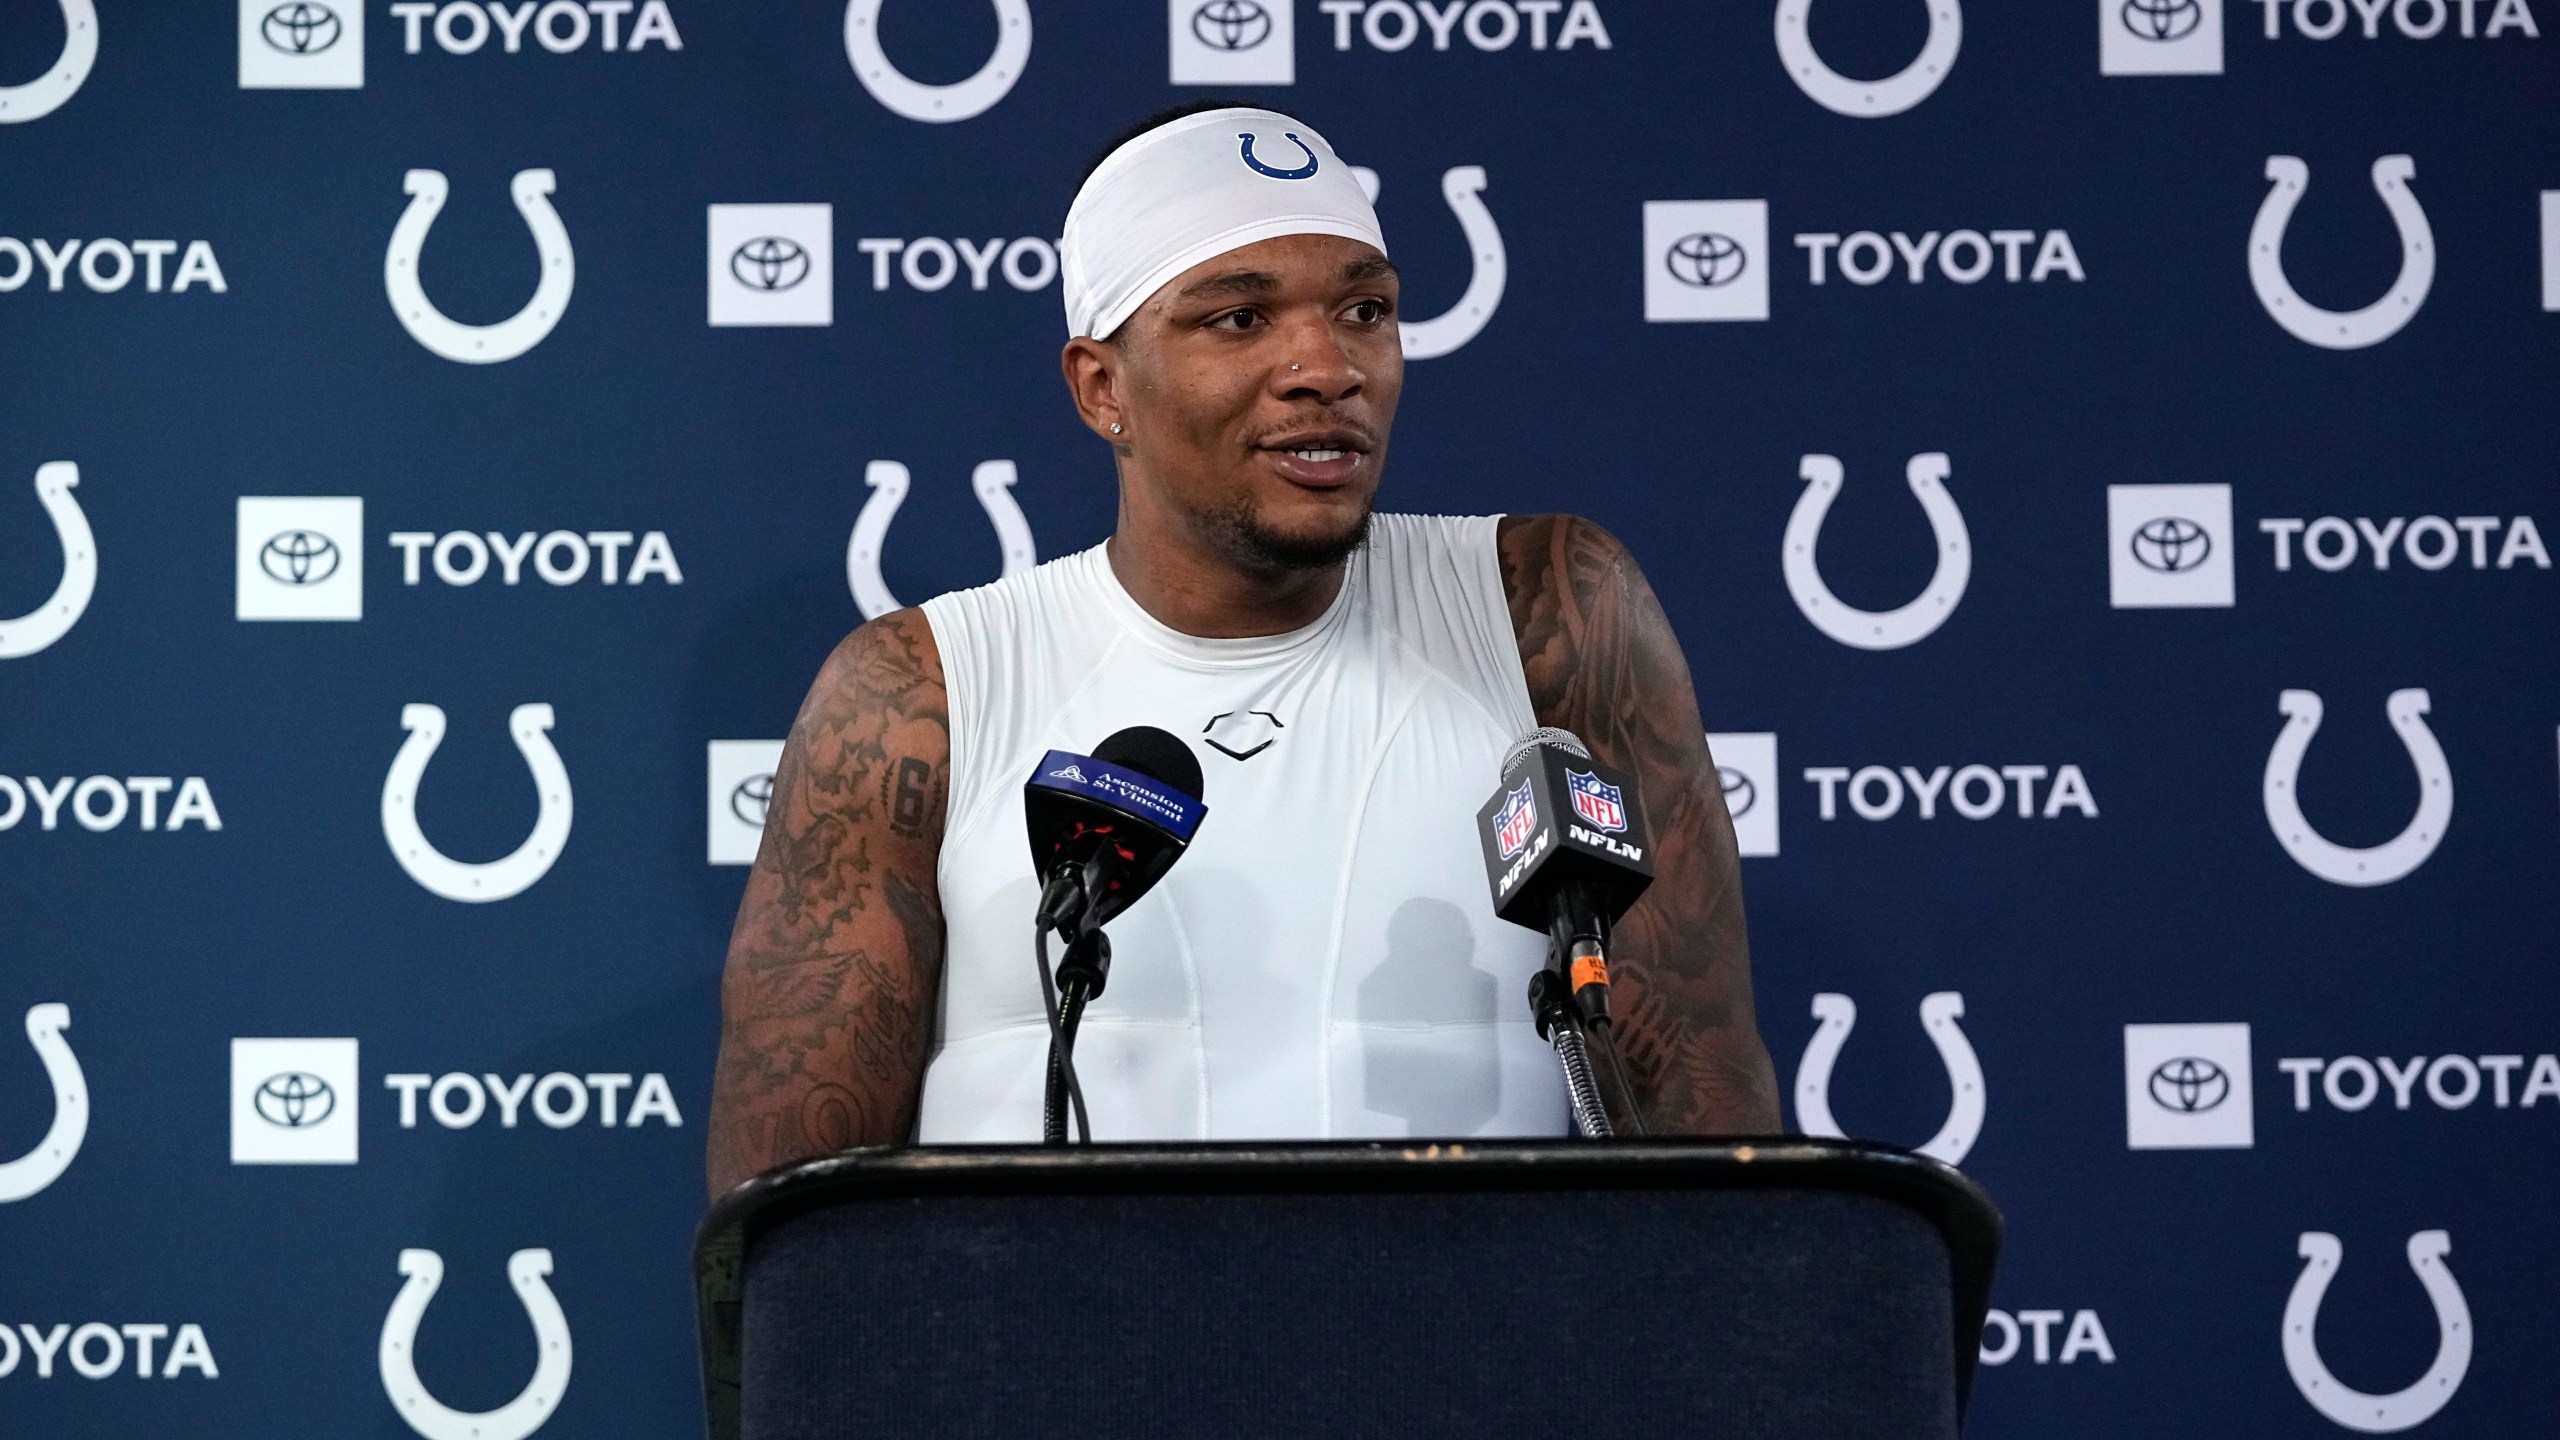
<box><xmin>2251</xmin><ymin>155</ymin><xmax>2434</xmax><ymax>351</ymax></box>
<box><xmin>380</xmin><ymin>1248</ymin><xmax>574</xmax><ymax>1440</ymax></box>
<box><xmin>384</xmin><ymin>169</ymin><xmax>577</xmax><ymax>365</ymax></box>
<box><xmin>2283</xmin><ymin>1231</ymin><xmax>2471</xmax><ymax>1432</ymax></box>
<box><xmin>0</xmin><ymin>0</ymin><xmax>96</xmax><ymax>124</ymax></box>
<box><xmin>0</xmin><ymin>462</ymin><xmax>96</xmax><ymax>660</ymax></box>
<box><xmin>1794</xmin><ymin>992</ymin><xmax>1985</xmax><ymax>1165</ymax></box>
<box><xmin>382</xmin><ymin>704</ymin><xmax>575</xmax><ymax>903</ymax></box>
<box><xmin>2263</xmin><ymin>688</ymin><xmax>2452</xmax><ymax>888</ymax></box>
<box><xmin>0</xmin><ymin>1004</ymin><xmax>86</xmax><ymax>1203</ymax></box>
<box><xmin>1775</xmin><ymin>0</ymin><xmax>1961</xmax><ymax>118</ymax></box>
<box><xmin>843</xmin><ymin>0</ymin><xmax>1030</xmax><ymax>123</ymax></box>
<box><xmin>1349</xmin><ymin>166</ymin><xmax>1506</xmax><ymax>361</ymax></box>
<box><xmin>1239</xmin><ymin>131</ymin><xmax>1320</xmax><ymax>180</ymax></box>
<box><xmin>1784</xmin><ymin>453</ymin><xmax>1971</xmax><ymax>650</ymax></box>
<box><xmin>847</xmin><ymin>460</ymin><xmax>1037</xmax><ymax>620</ymax></box>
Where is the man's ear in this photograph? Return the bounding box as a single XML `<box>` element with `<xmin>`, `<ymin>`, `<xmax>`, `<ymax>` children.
<box><xmin>1060</xmin><ymin>336</ymin><xmax>1128</xmax><ymax>445</ymax></box>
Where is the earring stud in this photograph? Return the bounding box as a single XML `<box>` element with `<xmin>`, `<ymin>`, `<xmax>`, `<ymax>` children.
<box><xmin>1109</xmin><ymin>422</ymin><xmax>1123</xmax><ymax>434</ymax></box>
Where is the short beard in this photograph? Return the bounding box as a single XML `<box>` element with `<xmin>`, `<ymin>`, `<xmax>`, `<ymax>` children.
<box><xmin>1195</xmin><ymin>494</ymin><xmax>1375</xmax><ymax>574</ymax></box>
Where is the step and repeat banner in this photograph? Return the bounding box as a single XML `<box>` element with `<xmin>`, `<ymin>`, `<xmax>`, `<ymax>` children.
<box><xmin>3</xmin><ymin>1</ymin><xmax>2556</xmax><ymax>1435</ymax></box>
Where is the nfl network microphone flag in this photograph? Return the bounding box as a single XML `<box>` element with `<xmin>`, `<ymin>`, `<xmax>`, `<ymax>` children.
<box><xmin>1476</xmin><ymin>744</ymin><xmax>1653</xmax><ymax>934</ymax></box>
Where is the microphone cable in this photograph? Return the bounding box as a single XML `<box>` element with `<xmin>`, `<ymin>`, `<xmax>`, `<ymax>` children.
<box><xmin>1032</xmin><ymin>915</ymin><xmax>1092</xmax><ymax>1144</ymax></box>
<box><xmin>1589</xmin><ymin>1017</ymin><xmax>1650</xmax><ymax>1136</ymax></box>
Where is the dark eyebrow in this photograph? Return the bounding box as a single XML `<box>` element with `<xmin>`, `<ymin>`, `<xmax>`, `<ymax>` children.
<box><xmin>1343</xmin><ymin>256</ymin><xmax>1399</xmax><ymax>285</ymax></box>
<box><xmin>1174</xmin><ymin>269</ymin><xmax>1281</xmax><ymax>302</ymax></box>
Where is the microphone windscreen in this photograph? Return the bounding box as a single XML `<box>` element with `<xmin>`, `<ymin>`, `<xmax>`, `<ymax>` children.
<box><xmin>1094</xmin><ymin>725</ymin><xmax>1205</xmax><ymax>801</ymax></box>
<box><xmin>1501</xmin><ymin>726</ymin><xmax>1591</xmax><ymax>774</ymax></box>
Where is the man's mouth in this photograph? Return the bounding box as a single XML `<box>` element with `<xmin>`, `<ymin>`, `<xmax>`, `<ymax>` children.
<box><xmin>1257</xmin><ymin>429</ymin><xmax>1374</xmax><ymax>488</ymax></box>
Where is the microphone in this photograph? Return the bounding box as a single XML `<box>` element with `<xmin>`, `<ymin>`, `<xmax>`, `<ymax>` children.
<box><xmin>1024</xmin><ymin>725</ymin><xmax>1208</xmax><ymax>950</ymax></box>
<box><xmin>1477</xmin><ymin>728</ymin><xmax>1654</xmax><ymax>1023</ymax></box>
<box><xmin>1020</xmin><ymin>725</ymin><xmax>1207</xmax><ymax>1144</ymax></box>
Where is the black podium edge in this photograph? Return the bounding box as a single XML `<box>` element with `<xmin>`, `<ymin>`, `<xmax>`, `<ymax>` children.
<box><xmin>691</xmin><ymin>1137</ymin><xmax>2003</xmax><ymax>1440</ymax></box>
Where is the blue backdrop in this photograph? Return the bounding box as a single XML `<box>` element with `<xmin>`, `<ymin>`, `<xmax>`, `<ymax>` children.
<box><xmin>3</xmin><ymin>1</ymin><xmax>2556</xmax><ymax>1435</ymax></box>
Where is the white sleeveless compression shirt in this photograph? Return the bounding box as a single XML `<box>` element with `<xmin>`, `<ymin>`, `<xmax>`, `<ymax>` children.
<box><xmin>915</xmin><ymin>513</ymin><xmax>1568</xmax><ymax>1141</ymax></box>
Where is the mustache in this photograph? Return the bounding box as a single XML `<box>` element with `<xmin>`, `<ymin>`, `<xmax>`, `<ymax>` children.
<box><xmin>1246</xmin><ymin>414</ymin><xmax>1381</xmax><ymax>451</ymax></box>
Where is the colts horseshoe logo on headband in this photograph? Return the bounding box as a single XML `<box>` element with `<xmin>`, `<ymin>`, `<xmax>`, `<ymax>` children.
<box><xmin>1238</xmin><ymin>131</ymin><xmax>1320</xmax><ymax>180</ymax></box>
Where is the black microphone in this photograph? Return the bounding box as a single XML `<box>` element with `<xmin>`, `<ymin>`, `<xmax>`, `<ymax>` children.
<box><xmin>1020</xmin><ymin>725</ymin><xmax>1206</xmax><ymax>1144</ymax></box>
<box><xmin>1024</xmin><ymin>725</ymin><xmax>1206</xmax><ymax>947</ymax></box>
<box><xmin>1475</xmin><ymin>727</ymin><xmax>1654</xmax><ymax>1026</ymax></box>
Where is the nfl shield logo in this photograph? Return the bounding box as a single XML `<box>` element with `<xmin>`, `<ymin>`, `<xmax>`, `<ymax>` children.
<box><xmin>1567</xmin><ymin>770</ymin><xmax>1627</xmax><ymax>833</ymax></box>
<box><xmin>1494</xmin><ymin>781</ymin><xmax>1538</xmax><ymax>859</ymax></box>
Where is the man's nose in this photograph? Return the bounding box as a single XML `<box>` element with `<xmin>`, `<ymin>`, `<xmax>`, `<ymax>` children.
<box><xmin>1273</xmin><ymin>318</ymin><xmax>1365</xmax><ymax>402</ymax></box>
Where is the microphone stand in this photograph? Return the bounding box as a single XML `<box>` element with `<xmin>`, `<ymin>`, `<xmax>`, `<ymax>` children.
<box><xmin>1529</xmin><ymin>967</ymin><xmax>1613</xmax><ymax>1138</ymax></box>
<box><xmin>1531</xmin><ymin>881</ymin><xmax>1650</xmax><ymax>1138</ymax></box>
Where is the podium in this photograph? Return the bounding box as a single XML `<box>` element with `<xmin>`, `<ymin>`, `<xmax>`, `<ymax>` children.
<box><xmin>694</xmin><ymin>1138</ymin><xmax>2001</xmax><ymax>1439</ymax></box>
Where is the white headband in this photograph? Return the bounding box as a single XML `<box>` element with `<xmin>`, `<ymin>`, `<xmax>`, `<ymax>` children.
<box><xmin>1060</xmin><ymin>107</ymin><xmax>1386</xmax><ymax>341</ymax></box>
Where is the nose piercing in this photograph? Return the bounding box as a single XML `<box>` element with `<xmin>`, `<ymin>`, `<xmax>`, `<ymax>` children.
<box><xmin>1291</xmin><ymin>364</ymin><xmax>1301</xmax><ymax>371</ymax></box>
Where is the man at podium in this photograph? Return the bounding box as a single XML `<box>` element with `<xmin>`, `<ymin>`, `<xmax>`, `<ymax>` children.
<box><xmin>705</xmin><ymin>104</ymin><xmax>1777</xmax><ymax>1195</ymax></box>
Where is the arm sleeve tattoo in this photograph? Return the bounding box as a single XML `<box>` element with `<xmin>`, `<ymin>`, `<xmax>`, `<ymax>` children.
<box><xmin>705</xmin><ymin>609</ymin><xmax>950</xmax><ymax>1197</ymax></box>
<box><xmin>1497</xmin><ymin>515</ymin><xmax>1783</xmax><ymax>1135</ymax></box>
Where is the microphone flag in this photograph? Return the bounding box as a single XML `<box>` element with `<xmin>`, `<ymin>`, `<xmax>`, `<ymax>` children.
<box><xmin>1475</xmin><ymin>740</ymin><xmax>1654</xmax><ymax>934</ymax></box>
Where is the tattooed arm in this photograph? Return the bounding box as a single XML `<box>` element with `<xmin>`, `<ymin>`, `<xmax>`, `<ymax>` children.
<box><xmin>706</xmin><ymin>609</ymin><xmax>950</xmax><ymax>1197</ymax></box>
<box><xmin>1497</xmin><ymin>515</ymin><xmax>1782</xmax><ymax>1135</ymax></box>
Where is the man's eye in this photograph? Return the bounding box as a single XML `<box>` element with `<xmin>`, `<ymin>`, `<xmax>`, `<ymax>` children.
<box><xmin>1346</xmin><ymin>299</ymin><xmax>1387</xmax><ymax>324</ymax></box>
<box><xmin>1213</xmin><ymin>308</ymin><xmax>1259</xmax><ymax>330</ymax></box>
